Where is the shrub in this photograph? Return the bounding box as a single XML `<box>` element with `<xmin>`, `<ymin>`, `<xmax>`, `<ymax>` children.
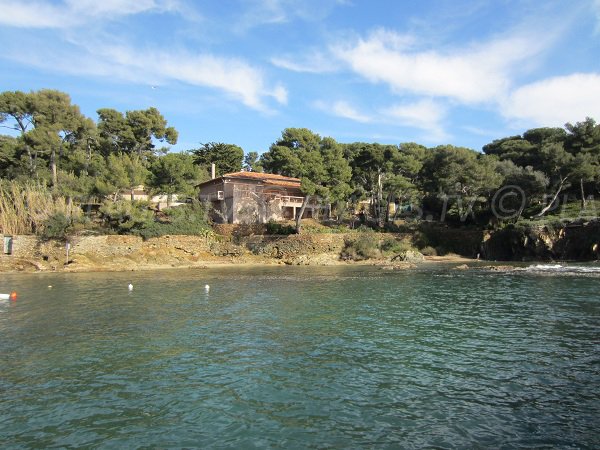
<box><xmin>136</xmin><ymin>201</ymin><xmax>212</xmax><ymax>240</ymax></box>
<box><xmin>38</xmin><ymin>212</ymin><xmax>70</xmax><ymax>241</ymax></box>
<box><xmin>380</xmin><ymin>237</ymin><xmax>414</xmax><ymax>255</ymax></box>
<box><xmin>341</xmin><ymin>233</ymin><xmax>380</xmax><ymax>260</ymax></box>
<box><xmin>420</xmin><ymin>246</ymin><xmax>437</xmax><ymax>256</ymax></box>
<box><xmin>435</xmin><ymin>246</ymin><xmax>448</xmax><ymax>256</ymax></box>
<box><xmin>99</xmin><ymin>200</ymin><xmax>154</xmax><ymax>234</ymax></box>
<box><xmin>266</xmin><ymin>220</ymin><xmax>295</xmax><ymax>235</ymax></box>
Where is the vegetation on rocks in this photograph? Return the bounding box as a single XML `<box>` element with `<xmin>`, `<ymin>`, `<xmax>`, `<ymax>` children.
<box><xmin>1</xmin><ymin>88</ymin><xmax>598</xmax><ymax>263</ymax></box>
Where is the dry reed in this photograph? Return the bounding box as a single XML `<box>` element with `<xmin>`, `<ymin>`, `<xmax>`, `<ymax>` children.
<box><xmin>0</xmin><ymin>181</ymin><xmax>81</xmax><ymax>235</ymax></box>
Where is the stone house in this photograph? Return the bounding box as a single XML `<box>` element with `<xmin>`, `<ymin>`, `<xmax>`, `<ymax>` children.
<box><xmin>197</xmin><ymin>171</ymin><xmax>318</xmax><ymax>224</ymax></box>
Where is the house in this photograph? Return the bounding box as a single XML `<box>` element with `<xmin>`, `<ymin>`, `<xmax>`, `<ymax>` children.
<box><xmin>120</xmin><ymin>185</ymin><xmax>184</xmax><ymax>210</ymax></box>
<box><xmin>122</xmin><ymin>185</ymin><xmax>149</xmax><ymax>201</ymax></box>
<box><xmin>197</xmin><ymin>171</ymin><xmax>318</xmax><ymax>224</ymax></box>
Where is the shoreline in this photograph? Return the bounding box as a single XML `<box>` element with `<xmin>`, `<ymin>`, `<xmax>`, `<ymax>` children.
<box><xmin>0</xmin><ymin>254</ymin><xmax>477</xmax><ymax>275</ymax></box>
<box><xmin>2</xmin><ymin>231</ymin><xmax>596</xmax><ymax>275</ymax></box>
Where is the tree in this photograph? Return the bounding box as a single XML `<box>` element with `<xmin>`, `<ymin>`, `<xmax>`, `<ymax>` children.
<box><xmin>191</xmin><ymin>142</ymin><xmax>244</xmax><ymax>176</ymax></box>
<box><xmin>422</xmin><ymin>145</ymin><xmax>502</xmax><ymax>221</ymax></box>
<box><xmin>243</xmin><ymin>151</ymin><xmax>263</xmax><ymax>172</ymax></box>
<box><xmin>346</xmin><ymin>143</ymin><xmax>399</xmax><ymax>224</ymax></box>
<box><xmin>0</xmin><ymin>90</ymin><xmax>93</xmax><ymax>186</ymax></box>
<box><xmin>97</xmin><ymin>107</ymin><xmax>178</xmax><ymax>159</ymax></box>
<box><xmin>149</xmin><ymin>152</ymin><xmax>205</xmax><ymax>204</ymax></box>
<box><xmin>494</xmin><ymin>160</ymin><xmax>548</xmax><ymax>220</ymax></box>
<box><xmin>565</xmin><ymin>118</ymin><xmax>600</xmax><ymax>207</ymax></box>
<box><xmin>94</xmin><ymin>153</ymin><xmax>150</xmax><ymax>200</ymax></box>
<box><xmin>0</xmin><ymin>91</ymin><xmax>36</xmax><ymax>175</ymax></box>
<box><xmin>0</xmin><ymin>135</ymin><xmax>19</xmax><ymax>179</ymax></box>
<box><xmin>262</xmin><ymin>128</ymin><xmax>351</xmax><ymax>232</ymax></box>
<box><xmin>484</xmin><ymin>125</ymin><xmax>582</xmax><ymax>216</ymax></box>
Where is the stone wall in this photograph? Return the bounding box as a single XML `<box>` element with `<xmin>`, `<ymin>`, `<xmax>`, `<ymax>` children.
<box><xmin>1</xmin><ymin>235</ymin><xmax>38</xmax><ymax>258</ymax></box>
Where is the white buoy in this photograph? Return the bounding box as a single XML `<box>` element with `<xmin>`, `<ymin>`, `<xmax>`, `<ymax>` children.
<box><xmin>128</xmin><ymin>283</ymin><xmax>133</xmax><ymax>291</ymax></box>
<box><xmin>204</xmin><ymin>284</ymin><xmax>210</xmax><ymax>292</ymax></box>
<box><xmin>48</xmin><ymin>285</ymin><xmax>53</xmax><ymax>289</ymax></box>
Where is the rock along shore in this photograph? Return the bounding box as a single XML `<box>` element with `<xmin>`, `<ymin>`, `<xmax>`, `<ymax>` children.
<box><xmin>0</xmin><ymin>233</ymin><xmax>471</xmax><ymax>274</ymax></box>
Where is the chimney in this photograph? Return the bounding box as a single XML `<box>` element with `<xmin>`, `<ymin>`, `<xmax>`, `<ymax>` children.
<box><xmin>211</xmin><ymin>163</ymin><xmax>216</xmax><ymax>180</ymax></box>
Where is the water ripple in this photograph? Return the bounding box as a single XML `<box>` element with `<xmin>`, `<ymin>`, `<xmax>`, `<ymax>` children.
<box><xmin>1</xmin><ymin>266</ymin><xmax>599</xmax><ymax>448</ymax></box>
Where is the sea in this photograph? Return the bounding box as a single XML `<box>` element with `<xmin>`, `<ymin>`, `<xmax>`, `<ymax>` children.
<box><xmin>1</xmin><ymin>263</ymin><xmax>599</xmax><ymax>448</ymax></box>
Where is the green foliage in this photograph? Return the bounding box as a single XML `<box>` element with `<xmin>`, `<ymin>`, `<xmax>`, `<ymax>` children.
<box><xmin>192</xmin><ymin>142</ymin><xmax>244</xmax><ymax>176</ymax></box>
<box><xmin>136</xmin><ymin>201</ymin><xmax>211</xmax><ymax>240</ymax></box>
<box><xmin>1</xmin><ymin>88</ymin><xmax>599</xmax><ymax>235</ymax></box>
<box><xmin>420</xmin><ymin>246</ymin><xmax>438</xmax><ymax>256</ymax></box>
<box><xmin>266</xmin><ymin>220</ymin><xmax>295</xmax><ymax>235</ymax></box>
<box><xmin>149</xmin><ymin>152</ymin><xmax>204</xmax><ymax>199</ymax></box>
<box><xmin>38</xmin><ymin>212</ymin><xmax>89</xmax><ymax>241</ymax></box>
<box><xmin>341</xmin><ymin>232</ymin><xmax>380</xmax><ymax>260</ymax></box>
<box><xmin>97</xmin><ymin>107</ymin><xmax>177</xmax><ymax>158</ymax></box>
<box><xmin>380</xmin><ymin>237</ymin><xmax>413</xmax><ymax>255</ymax></box>
<box><xmin>99</xmin><ymin>200</ymin><xmax>154</xmax><ymax>234</ymax></box>
<box><xmin>261</xmin><ymin>128</ymin><xmax>352</xmax><ymax>231</ymax></box>
<box><xmin>243</xmin><ymin>151</ymin><xmax>263</xmax><ymax>172</ymax></box>
<box><xmin>38</xmin><ymin>212</ymin><xmax>70</xmax><ymax>241</ymax></box>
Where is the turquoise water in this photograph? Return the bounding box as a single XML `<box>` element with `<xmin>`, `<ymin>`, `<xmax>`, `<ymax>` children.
<box><xmin>1</xmin><ymin>265</ymin><xmax>599</xmax><ymax>448</ymax></box>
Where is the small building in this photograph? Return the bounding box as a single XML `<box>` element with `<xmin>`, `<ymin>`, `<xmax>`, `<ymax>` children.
<box><xmin>122</xmin><ymin>185</ymin><xmax>149</xmax><ymax>202</ymax></box>
<box><xmin>119</xmin><ymin>185</ymin><xmax>184</xmax><ymax>210</ymax></box>
<box><xmin>197</xmin><ymin>171</ymin><xmax>318</xmax><ymax>224</ymax></box>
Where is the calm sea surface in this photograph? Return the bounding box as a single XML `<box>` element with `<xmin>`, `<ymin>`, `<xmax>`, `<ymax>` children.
<box><xmin>1</xmin><ymin>264</ymin><xmax>599</xmax><ymax>449</ymax></box>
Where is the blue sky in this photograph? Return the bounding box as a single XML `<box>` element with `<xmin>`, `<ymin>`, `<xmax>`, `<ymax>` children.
<box><xmin>1</xmin><ymin>0</ymin><xmax>599</xmax><ymax>154</ymax></box>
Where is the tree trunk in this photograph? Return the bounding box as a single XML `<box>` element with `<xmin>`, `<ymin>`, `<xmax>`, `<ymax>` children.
<box><xmin>295</xmin><ymin>194</ymin><xmax>310</xmax><ymax>233</ymax></box>
<box><xmin>50</xmin><ymin>146</ymin><xmax>58</xmax><ymax>188</ymax></box>
<box><xmin>67</xmin><ymin>196</ymin><xmax>73</xmax><ymax>221</ymax></box>
<box><xmin>385</xmin><ymin>192</ymin><xmax>393</xmax><ymax>224</ymax></box>
<box><xmin>535</xmin><ymin>177</ymin><xmax>567</xmax><ymax>217</ymax></box>
<box><xmin>580</xmin><ymin>178</ymin><xmax>587</xmax><ymax>209</ymax></box>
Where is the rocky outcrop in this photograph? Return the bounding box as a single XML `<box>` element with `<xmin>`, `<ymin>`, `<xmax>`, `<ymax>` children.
<box><xmin>482</xmin><ymin>220</ymin><xmax>600</xmax><ymax>261</ymax></box>
<box><xmin>391</xmin><ymin>250</ymin><xmax>425</xmax><ymax>263</ymax></box>
<box><xmin>247</xmin><ymin>234</ymin><xmax>346</xmax><ymax>262</ymax></box>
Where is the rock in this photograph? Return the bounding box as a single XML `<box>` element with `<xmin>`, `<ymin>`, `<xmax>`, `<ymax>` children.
<box><xmin>392</xmin><ymin>250</ymin><xmax>425</xmax><ymax>263</ymax></box>
<box><xmin>380</xmin><ymin>262</ymin><xmax>416</xmax><ymax>270</ymax></box>
<box><xmin>482</xmin><ymin>265</ymin><xmax>515</xmax><ymax>272</ymax></box>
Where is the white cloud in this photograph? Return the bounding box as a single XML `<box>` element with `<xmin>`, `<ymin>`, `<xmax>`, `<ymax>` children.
<box><xmin>331</xmin><ymin>101</ymin><xmax>371</xmax><ymax>123</ymax></box>
<box><xmin>381</xmin><ymin>99</ymin><xmax>449</xmax><ymax>142</ymax></box>
<box><xmin>332</xmin><ymin>28</ymin><xmax>552</xmax><ymax>105</ymax></box>
<box><xmin>238</xmin><ymin>0</ymin><xmax>345</xmax><ymax>30</ymax></box>
<box><xmin>0</xmin><ymin>0</ymin><xmax>188</xmax><ymax>28</ymax></box>
<box><xmin>502</xmin><ymin>73</ymin><xmax>600</xmax><ymax>126</ymax></box>
<box><xmin>0</xmin><ymin>1</ymin><xmax>67</xmax><ymax>27</ymax></box>
<box><xmin>314</xmin><ymin>100</ymin><xmax>371</xmax><ymax>123</ymax></box>
<box><xmin>271</xmin><ymin>52</ymin><xmax>338</xmax><ymax>73</ymax></box>
<box><xmin>7</xmin><ymin>40</ymin><xmax>286</xmax><ymax>111</ymax></box>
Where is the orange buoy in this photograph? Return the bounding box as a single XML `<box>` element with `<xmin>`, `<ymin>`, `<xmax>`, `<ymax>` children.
<box><xmin>9</xmin><ymin>291</ymin><xmax>17</xmax><ymax>301</ymax></box>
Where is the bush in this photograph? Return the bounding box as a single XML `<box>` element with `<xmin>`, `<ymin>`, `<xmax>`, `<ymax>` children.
<box><xmin>266</xmin><ymin>220</ymin><xmax>295</xmax><ymax>235</ymax></box>
<box><xmin>380</xmin><ymin>237</ymin><xmax>414</xmax><ymax>255</ymax></box>
<box><xmin>420</xmin><ymin>246</ymin><xmax>437</xmax><ymax>256</ymax></box>
<box><xmin>136</xmin><ymin>201</ymin><xmax>212</xmax><ymax>240</ymax></box>
<box><xmin>38</xmin><ymin>212</ymin><xmax>70</xmax><ymax>241</ymax></box>
<box><xmin>99</xmin><ymin>200</ymin><xmax>154</xmax><ymax>234</ymax></box>
<box><xmin>341</xmin><ymin>233</ymin><xmax>380</xmax><ymax>260</ymax></box>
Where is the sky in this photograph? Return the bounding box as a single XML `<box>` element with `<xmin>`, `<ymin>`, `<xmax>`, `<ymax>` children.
<box><xmin>1</xmin><ymin>0</ymin><xmax>600</xmax><ymax>155</ymax></box>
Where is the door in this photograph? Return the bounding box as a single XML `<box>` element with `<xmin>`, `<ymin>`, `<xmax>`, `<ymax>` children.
<box><xmin>3</xmin><ymin>236</ymin><xmax>13</xmax><ymax>255</ymax></box>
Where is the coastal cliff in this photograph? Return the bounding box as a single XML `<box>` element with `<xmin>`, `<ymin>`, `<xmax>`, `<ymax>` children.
<box><xmin>2</xmin><ymin>220</ymin><xmax>598</xmax><ymax>273</ymax></box>
<box><xmin>482</xmin><ymin>220</ymin><xmax>600</xmax><ymax>261</ymax></box>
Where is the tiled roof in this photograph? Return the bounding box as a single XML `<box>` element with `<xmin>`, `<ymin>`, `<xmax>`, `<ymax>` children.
<box><xmin>223</xmin><ymin>171</ymin><xmax>300</xmax><ymax>183</ymax></box>
<box><xmin>197</xmin><ymin>171</ymin><xmax>301</xmax><ymax>188</ymax></box>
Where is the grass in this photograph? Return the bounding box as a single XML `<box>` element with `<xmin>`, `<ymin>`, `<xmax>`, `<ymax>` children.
<box><xmin>0</xmin><ymin>180</ymin><xmax>81</xmax><ymax>235</ymax></box>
